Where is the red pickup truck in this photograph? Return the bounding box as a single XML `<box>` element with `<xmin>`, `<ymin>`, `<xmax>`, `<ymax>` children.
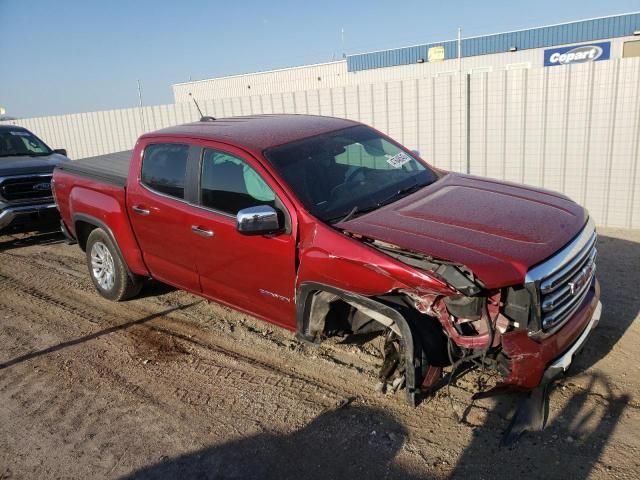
<box><xmin>53</xmin><ymin>114</ymin><xmax>601</xmax><ymax>431</ymax></box>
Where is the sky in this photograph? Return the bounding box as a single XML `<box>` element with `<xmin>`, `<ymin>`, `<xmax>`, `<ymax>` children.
<box><xmin>1</xmin><ymin>0</ymin><xmax>639</xmax><ymax>118</ymax></box>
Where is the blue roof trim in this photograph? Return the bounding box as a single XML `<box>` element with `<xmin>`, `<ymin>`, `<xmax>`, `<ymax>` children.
<box><xmin>347</xmin><ymin>12</ymin><xmax>640</xmax><ymax>72</ymax></box>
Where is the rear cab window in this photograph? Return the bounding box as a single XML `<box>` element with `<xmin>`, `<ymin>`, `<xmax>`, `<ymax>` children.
<box><xmin>141</xmin><ymin>143</ymin><xmax>190</xmax><ymax>199</ymax></box>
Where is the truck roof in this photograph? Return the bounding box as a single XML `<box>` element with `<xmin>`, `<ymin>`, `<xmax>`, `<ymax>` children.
<box><xmin>145</xmin><ymin>114</ymin><xmax>359</xmax><ymax>152</ymax></box>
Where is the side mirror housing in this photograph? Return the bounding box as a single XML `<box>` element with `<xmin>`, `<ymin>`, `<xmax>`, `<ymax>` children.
<box><xmin>53</xmin><ymin>148</ymin><xmax>67</xmax><ymax>157</ymax></box>
<box><xmin>236</xmin><ymin>205</ymin><xmax>282</xmax><ymax>236</ymax></box>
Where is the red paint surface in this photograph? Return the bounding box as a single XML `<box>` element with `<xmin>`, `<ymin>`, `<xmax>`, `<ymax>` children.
<box><xmin>338</xmin><ymin>173</ymin><xmax>588</xmax><ymax>288</ymax></box>
<box><xmin>149</xmin><ymin>114</ymin><xmax>358</xmax><ymax>155</ymax></box>
<box><xmin>54</xmin><ymin>169</ymin><xmax>149</xmax><ymax>277</ymax></box>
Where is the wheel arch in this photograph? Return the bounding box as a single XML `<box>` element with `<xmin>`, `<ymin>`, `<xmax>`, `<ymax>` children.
<box><xmin>73</xmin><ymin>213</ymin><xmax>140</xmax><ymax>283</ymax></box>
<box><xmin>295</xmin><ymin>281</ymin><xmax>427</xmax><ymax>405</ymax></box>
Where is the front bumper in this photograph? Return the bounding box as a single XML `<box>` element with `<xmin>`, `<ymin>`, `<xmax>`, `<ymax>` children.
<box><xmin>0</xmin><ymin>202</ymin><xmax>58</xmax><ymax>230</ymax></box>
<box><xmin>500</xmin><ymin>278</ymin><xmax>601</xmax><ymax>389</ymax></box>
<box><xmin>542</xmin><ymin>300</ymin><xmax>601</xmax><ymax>382</ymax></box>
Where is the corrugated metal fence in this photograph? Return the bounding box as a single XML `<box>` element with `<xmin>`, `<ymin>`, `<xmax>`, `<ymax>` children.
<box><xmin>2</xmin><ymin>58</ymin><xmax>639</xmax><ymax>228</ymax></box>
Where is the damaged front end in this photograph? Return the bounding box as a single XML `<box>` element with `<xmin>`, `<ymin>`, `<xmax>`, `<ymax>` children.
<box><xmin>296</xmin><ymin>217</ymin><xmax>600</xmax><ymax>443</ymax></box>
<box><xmin>361</xmin><ymin>222</ymin><xmax>602</xmax><ymax>443</ymax></box>
<box><xmin>369</xmin><ymin>238</ymin><xmax>512</xmax><ymax>388</ymax></box>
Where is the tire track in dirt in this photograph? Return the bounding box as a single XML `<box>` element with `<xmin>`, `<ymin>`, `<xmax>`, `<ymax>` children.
<box><xmin>3</xmin><ymin>246</ymin><xmax>375</xmax><ymax>404</ymax></box>
<box><xmin>0</xmin><ymin>249</ymin><xmax>347</xmax><ymax>444</ymax></box>
<box><xmin>0</xmin><ymin>250</ymin><xmax>94</xmax><ymax>292</ymax></box>
<box><xmin>1</xmin><ymin>318</ymin><xmax>253</xmax><ymax>461</ymax></box>
<box><xmin>3</xmin><ymin>249</ymin><xmax>88</xmax><ymax>280</ymax></box>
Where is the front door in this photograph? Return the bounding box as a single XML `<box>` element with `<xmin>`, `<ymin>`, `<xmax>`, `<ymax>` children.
<box><xmin>188</xmin><ymin>145</ymin><xmax>298</xmax><ymax>329</ymax></box>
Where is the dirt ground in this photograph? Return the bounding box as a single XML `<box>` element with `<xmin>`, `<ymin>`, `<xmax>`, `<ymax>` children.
<box><xmin>0</xmin><ymin>224</ymin><xmax>638</xmax><ymax>480</ymax></box>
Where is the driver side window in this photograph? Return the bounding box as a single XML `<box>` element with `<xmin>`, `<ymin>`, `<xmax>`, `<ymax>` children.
<box><xmin>200</xmin><ymin>149</ymin><xmax>276</xmax><ymax>215</ymax></box>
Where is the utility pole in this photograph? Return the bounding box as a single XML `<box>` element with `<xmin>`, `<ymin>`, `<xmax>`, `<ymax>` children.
<box><xmin>137</xmin><ymin>79</ymin><xmax>146</xmax><ymax>131</ymax></box>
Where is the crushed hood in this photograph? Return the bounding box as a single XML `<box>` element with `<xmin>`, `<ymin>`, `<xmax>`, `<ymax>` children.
<box><xmin>337</xmin><ymin>173</ymin><xmax>588</xmax><ymax>288</ymax></box>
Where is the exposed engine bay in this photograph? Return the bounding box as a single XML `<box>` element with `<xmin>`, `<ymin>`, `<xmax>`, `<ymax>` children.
<box><xmin>360</xmin><ymin>237</ymin><xmax>530</xmax><ymax>395</ymax></box>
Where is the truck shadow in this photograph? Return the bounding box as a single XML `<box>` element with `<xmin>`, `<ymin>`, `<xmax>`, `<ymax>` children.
<box><xmin>120</xmin><ymin>371</ymin><xmax>628</xmax><ymax>479</ymax></box>
<box><xmin>122</xmin><ymin>405</ymin><xmax>426</xmax><ymax>480</ymax></box>
<box><xmin>136</xmin><ymin>280</ymin><xmax>178</xmax><ymax>299</ymax></box>
<box><xmin>450</xmin><ymin>371</ymin><xmax>629</xmax><ymax>478</ymax></box>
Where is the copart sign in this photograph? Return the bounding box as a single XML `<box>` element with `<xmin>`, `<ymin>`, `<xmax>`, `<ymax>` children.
<box><xmin>544</xmin><ymin>42</ymin><xmax>611</xmax><ymax>67</ymax></box>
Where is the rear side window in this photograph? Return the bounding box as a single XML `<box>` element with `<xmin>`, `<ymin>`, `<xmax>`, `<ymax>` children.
<box><xmin>200</xmin><ymin>149</ymin><xmax>275</xmax><ymax>215</ymax></box>
<box><xmin>141</xmin><ymin>144</ymin><xmax>189</xmax><ymax>199</ymax></box>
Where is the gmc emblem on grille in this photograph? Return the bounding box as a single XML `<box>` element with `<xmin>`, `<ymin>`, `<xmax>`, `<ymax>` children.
<box><xmin>32</xmin><ymin>182</ymin><xmax>52</xmax><ymax>191</ymax></box>
<box><xmin>568</xmin><ymin>263</ymin><xmax>594</xmax><ymax>295</ymax></box>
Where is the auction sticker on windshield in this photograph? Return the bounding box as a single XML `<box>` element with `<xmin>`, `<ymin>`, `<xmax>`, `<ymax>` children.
<box><xmin>386</xmin><ymin>152</ymin><xmax>412</xmax><ymax>168</ymax></box>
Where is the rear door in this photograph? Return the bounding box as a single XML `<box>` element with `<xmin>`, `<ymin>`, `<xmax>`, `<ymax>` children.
<box><xmin>188</xmin><ymin>143</ymin><xmax>298</xmax><ymax>329</ymax></box>
<box><xmin>127</xmin><ymin>141</ymin><xmax>202</xmax><ymax>292</ymax></box>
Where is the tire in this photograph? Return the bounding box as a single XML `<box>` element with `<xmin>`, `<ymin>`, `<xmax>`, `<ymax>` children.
<box><xmin>378</xmin><ymin>295</ymin><xmax>450</xmax><ymax>368</ymax></box>
<box><xmin>85</xmin><ymin>228</ymin><xmax>142</xmax><ymax>301</ymax></box>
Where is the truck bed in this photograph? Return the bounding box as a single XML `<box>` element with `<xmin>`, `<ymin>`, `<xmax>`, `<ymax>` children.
<box><xmin>55</xmin><ymin>150</ymin><xmax>132</xmax><ymax>187</ymax></box>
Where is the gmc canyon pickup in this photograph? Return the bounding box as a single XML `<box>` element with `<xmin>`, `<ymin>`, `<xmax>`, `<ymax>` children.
<box><xmin>1</xmin><ymin>125</ymin><xmax>69</xmax><ymax>231</ymax></box>
<box><xmin>53</xmin><ymin>114</ymin><xmax>601</xmax><ymax>439</ymax></box>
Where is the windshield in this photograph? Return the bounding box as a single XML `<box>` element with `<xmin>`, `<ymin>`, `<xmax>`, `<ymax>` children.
<box><xmin>264</xmin><ymin>125</ymin><xmax>439</xmax><ymax>223</ymax></box>
<box><xmin>0</xmin><ymin>129</ymin><xmax>52</xmax><ymax>157</ymax></box>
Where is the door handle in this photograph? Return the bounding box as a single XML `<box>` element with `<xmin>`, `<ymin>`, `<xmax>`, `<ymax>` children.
<box><xmin>191</xmin><ymin>225</ymin><xmax>214</xmax><ymax>238</ymax></box>
<box><xmin>132</xmin><ymin>206</ymin><xmax>150</xmax><ymax>216</ymax></box>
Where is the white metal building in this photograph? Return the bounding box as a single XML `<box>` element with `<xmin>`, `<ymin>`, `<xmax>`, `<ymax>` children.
<box><xmin>173</xmin><ymin>12</ymin><xmax>640</xmax><ymax>103</ymax></box>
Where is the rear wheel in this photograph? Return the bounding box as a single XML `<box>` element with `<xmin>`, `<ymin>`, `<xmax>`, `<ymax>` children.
<box><xmin>86</xmin><ymin>228</ymin><xmax>142</xmax><ymax>301</ymax></box>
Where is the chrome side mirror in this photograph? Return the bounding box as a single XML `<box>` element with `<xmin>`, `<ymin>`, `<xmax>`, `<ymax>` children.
<box><xmin>236</xmin><ymin>205</ymin><xmax>282</xmax><ymax>235</ymax></box>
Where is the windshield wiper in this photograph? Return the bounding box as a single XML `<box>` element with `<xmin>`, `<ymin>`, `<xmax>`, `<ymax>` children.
<box><xmin>332</xmin><ymin>204</ymin><xmax>379</xmax><ymax>223</ymax></box>
<box><xmin>377</xmin><ymin>181</ymin><xmax>428</xmax><ymax>207</ymax></box>
<box><xmin>332</xmin><ymin>182</ymin><xmax>427</xmax><ymax>224</ymax></box>
<box><xmin>338</xmin><ymin>206</ymin><xmax>359</xmax><ymax>223</ymax></box>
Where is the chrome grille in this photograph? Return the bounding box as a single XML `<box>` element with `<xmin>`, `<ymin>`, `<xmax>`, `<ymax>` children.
<box><xmin>526</xmin><ymin>218</ymin><xmax>597</xmax><ymax>333</ymax></box>
<box><xmin>0</xmin><ymin>174</ymin><xmax>53</xmax><ymax>202</ymax></box>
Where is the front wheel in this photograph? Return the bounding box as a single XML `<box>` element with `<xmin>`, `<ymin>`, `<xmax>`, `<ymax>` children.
<box><xmin>86</xmin><ymin>228</ymin><xmax>142</xmax><ymax>301</ymax></box>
